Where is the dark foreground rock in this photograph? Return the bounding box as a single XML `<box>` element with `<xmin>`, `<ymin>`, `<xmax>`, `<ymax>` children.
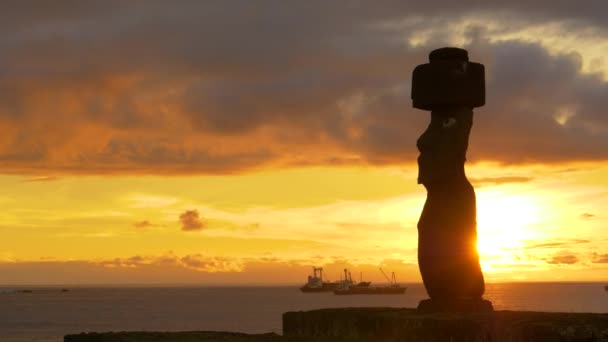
<box><xmin>64</xmin><ymin>331</ymin><xmax>364</xmax><ymax>342</ymax></box>
<box><xmin>283</xmin><ymin>307</ymin><xmax>608</xmax><ymax>341</ymax></box>
<box><xmin>65</xmin><ymin>331</ymin><xmax>283</xmax><ymax>342</ymax></box>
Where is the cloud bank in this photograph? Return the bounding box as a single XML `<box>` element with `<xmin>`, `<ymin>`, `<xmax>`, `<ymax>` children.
<box><xmin>1</xmin><ymin>2</ymin><xmax>608</xmax><ymax>174</ymax></box>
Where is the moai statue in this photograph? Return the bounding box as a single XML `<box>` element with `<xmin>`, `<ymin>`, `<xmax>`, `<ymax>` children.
<box><xmin>412</xmin><ymin>47</ymin><xmax>493</xmax><ymax>313</ymax></box>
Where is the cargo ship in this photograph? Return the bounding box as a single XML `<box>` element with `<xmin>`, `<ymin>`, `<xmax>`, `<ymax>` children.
<box><xmin>300</xmin><ymin>267</ymin><xmax>339</xmax><ymax>292</ymax></box>
<box><xmin>338</xmin><ymin>268</ymin><xmax>371</xmax><ymax>289</ymax></box>
<box><xmin>333</xmin><ymin>268</ymin><xmax>406</xmax><ymax>295</ymax></box>
<box><xmin>300</xmin><ymin>267</ymin><xmax>371</xmax><ymax>292</ymax></box>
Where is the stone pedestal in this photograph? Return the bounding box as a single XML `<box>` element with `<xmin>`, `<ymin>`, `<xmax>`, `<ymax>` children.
<box><xmin>283</xmin><ymin>307</ymin><xmax>608</xmax><ymax>342</ymax></box>
<box><xmin>417</xmin><ymin>298</ymin><xmax>494</xmax><ymax>313</ymax></box>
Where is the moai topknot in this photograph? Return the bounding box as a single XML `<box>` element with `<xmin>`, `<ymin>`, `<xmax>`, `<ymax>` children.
<box><xmin>412</xmin><ymin>47</ymin><xmax>485</xmax><ymax>111</ymax></box>
<box><xmin>412</xmin><ymin>47</ymin><xmax>493</xmax><ymax>313</ymax></box>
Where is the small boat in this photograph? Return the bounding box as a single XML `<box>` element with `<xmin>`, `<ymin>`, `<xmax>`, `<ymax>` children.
<box><xmin>333</xmin><ymin>268</ymin><xmax>407</xmax><ymax>295</ymax></box>
<box><xmin>300</xmin><ymin>267</ymin><xmax>338</xmax><ymax>293</ymax></box>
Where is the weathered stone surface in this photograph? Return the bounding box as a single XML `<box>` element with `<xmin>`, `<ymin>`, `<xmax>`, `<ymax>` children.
<box><xmin>283</xmin><ymin>307</ymin><xmax>608</xmax><ymax>342</ymax></box>
<box><xmin>417</xmin><ymin>298</ymin><xmax>493</xmax><ymax>313</ymax></box>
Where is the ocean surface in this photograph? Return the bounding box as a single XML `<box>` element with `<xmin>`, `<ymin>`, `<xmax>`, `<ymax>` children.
<box><xmin>0</xmin><ymin>283</ymin><xmax>606</xmax><ymax>342</ymax></box>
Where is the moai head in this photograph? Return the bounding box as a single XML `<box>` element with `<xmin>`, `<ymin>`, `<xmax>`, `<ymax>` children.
<box><xmin>411</xmin><ymin>47</ymin><xmax>485</xmax><ymax>111</ymax></box>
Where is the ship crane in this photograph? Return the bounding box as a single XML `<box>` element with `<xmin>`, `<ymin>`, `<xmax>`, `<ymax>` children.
<box><xmin>313</xmin><ymin>267</ymin><xmax>324</xmax><ymax>281</ymax></box>
<box><xmin>343</xmin><ymin>268</ymin><xmax>354</xmax><ymax>283</ymax></box>
<box><xmin>379</xmin><ymin>267</ymin><xmax>398</xmax><ymax>286</ymax></box>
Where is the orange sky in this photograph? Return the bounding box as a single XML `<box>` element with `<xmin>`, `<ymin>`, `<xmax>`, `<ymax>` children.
<box><xmin>0</xmin><ymin>2</ymin><xmax>607</xmax><ymax>284</ymax></box>
<box><xmin>1</xmin><ymin>163</ymin><xmax>607</xmax><ymax>284</ymax></box>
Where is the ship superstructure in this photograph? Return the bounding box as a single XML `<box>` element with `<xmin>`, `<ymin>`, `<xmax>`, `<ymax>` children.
<box><xmin>333</xmin><ymin>268</ymin><xmax>406</xmax><ymax>295</ymax></box>
<box><xmin>299</xmin><ymin>267</ymin><xmax>338</xmax><ymax>293</ymax></box>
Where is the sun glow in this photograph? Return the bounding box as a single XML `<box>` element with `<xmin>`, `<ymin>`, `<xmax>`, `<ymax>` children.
<box><xmin>476</xmin><ymin>190</ymin><xmax>544</xmax><ymax>270</ymax></box>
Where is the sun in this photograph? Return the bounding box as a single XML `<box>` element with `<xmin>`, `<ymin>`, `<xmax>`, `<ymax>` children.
<box><xmin>475</xmin><ymin>190</ymin><xmax>543</xmax><ymax>269</ymax></box>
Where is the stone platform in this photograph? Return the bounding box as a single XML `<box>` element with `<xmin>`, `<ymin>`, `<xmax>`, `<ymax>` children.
<box><xmin>283</xmin><ymin>307</ymin><xmax>608</xmax><ymax>341</ymax></box>
<box><xmin>64</xmin><ymin>308</ymin><xmax>608</xmax><ymax>341</ymax></box>
<box><xmin>417</xmin><ymin>298</ymin><xmax>494</xmax><ymax>313</ymax></box>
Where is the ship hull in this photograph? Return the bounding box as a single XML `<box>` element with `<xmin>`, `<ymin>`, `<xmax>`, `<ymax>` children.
<box><xmin>333</xmin><ymin>287</ymin><xmax>407</xmax><ymax>295</ymax></box>
<box><xmin>300</xmin><ymin>283</ymin><xmax>338</xmax><ymax>293</ymax></box>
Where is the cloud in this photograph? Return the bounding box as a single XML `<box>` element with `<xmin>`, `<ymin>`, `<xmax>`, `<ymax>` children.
<box><xmin>179</xmin><ymin>210</ymin><xmax>206</xmax><ymax>231</ymax></box>
<box><xmin>179</xmin><ymin>254</ymin><xmax>241</xmax><ymax>272</ymax></box>
<box><xmin>2</xmin><ymin>250</ymin><xmax>607</xmax><ymax>284</ymax></box>
<box><xmin>525</xmin><ymin>239</ymin><xmax>590</xmax><ymax>249</ymax></box>
<box><xmin>546</xmin><ymin>254</ymin><xmax>580</xmax><ymax>265</ymax></box>
<box><xmin>98</xmin><ymin>253</ymin><xmax>242</xmax><ymax>272</ymax></box>
<box><xmin>470</xmin><ymin>176</ymin><xmax>534</xmax><ymax>186</ymax></box>
<box><xmin>580</xmin><ymin>213</ymin><xmax>595</xmax><ymax>219</ymax></box>
<box><xmin>133</xmin><ymin>220</ymin><xmax>151</xmax><ymax>229</ymax></box>
<box><xmin>0</xmin><ymin>253</ymin><xmax>424</xmax><ymax>284</ymax></box>
<box><xmin>591</xmin><ymin>253</ymin><xmax>608</xmax><ymax>263</ymax></box>
<box><xmin>132</xmin><ymin>220</ymin><xmax>161</xmax><ymax>230</ymax></box>
<box><xmin>20</xmin><ymin>176</ymin><xmax>59</xmax><ymax>182</ymax></box>
<box><xmin>99</xmin><ymin>255</ymin><xmax>150</xmax><ymax>268</ymax></box>
<box><xmin>1</xmin><ymin>3</ymin><xmax>608</xmax><ymax>174</ymax></box>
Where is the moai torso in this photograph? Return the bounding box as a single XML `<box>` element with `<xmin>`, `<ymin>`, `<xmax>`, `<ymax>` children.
<box><xmin>416</xmin><ymin>107</ymin><xmax>472</xmax><ymax>187</ymax></box>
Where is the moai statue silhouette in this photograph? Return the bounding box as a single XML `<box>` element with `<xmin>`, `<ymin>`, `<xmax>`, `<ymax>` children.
<box><xmin>412</xmin><ymin>47</ymin><xmax>493</xmax><ymax>313</ymax></box>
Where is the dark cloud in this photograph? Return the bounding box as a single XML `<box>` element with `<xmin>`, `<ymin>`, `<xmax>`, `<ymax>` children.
<box><xmin>0</xmin><ymin>2</ymin><xmax>607</xmax><ymax>174</ymax></box>
<box><xmin>547</xmin><ymin>254</ymin><xmax>579</xmax><ymax>265</ymax></box>
<box><xmin>469</xmin><ymin>39</ymin><xmax>608</xmax><ymax>164</ymax></box>
<box><xmin>580</xmin><ymin>213</ymin><xmax>595</xmax><ymax>219</ymax></box>
<box><xmin>179</xmin><ymin>210</ymin><xmax>205</xmax><ymax>231</ymax></box>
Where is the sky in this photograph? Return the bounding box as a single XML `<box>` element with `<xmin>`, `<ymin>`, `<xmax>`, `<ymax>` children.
<box><xmin>0</xmin><ymin>1</ymin><xmax>607</xmax><ymax>284</ymax></box>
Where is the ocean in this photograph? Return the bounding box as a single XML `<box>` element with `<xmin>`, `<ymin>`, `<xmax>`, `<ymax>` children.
<box><xmin>0</xmin><ymin>283</ymin><xmax>606</xmax><ymax>342</ymax></box>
